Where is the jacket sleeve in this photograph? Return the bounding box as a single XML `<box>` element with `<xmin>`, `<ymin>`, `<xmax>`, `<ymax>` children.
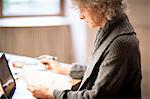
<box><xmin>69</xmin><ymin>63</ymin><xmax>87</xmax><ymax>79</ymax></box>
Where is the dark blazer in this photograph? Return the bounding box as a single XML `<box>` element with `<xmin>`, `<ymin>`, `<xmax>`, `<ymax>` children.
<box><xmin>53</xmin><ymin>15</ymin><xmax>142</xmax><ymax>99</ymax></box>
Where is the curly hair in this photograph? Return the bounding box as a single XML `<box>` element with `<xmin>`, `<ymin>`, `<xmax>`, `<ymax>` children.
<box><xmin>72</xmin><ymin>0</ymin><xmax>127</xmax><ymax>20</ymax></box>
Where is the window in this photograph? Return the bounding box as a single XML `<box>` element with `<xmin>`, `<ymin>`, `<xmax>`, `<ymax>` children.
<box><xmin>0</xmin><ymin>0</ymin><xmax>64</xmax><ymax>17</ymax></box>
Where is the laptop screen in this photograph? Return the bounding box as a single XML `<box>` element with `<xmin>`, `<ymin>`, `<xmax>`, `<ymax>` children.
<box><xmin>0</xmin><ymin>54</ymin><xmax>16</xmax><ymax>98</ymax></box>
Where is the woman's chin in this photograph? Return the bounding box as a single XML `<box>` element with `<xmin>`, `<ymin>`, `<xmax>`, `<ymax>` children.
<box><xmin>88</xmin><ymin>24</ymin><xmax>98</xmax><ymax>28</ymax></box>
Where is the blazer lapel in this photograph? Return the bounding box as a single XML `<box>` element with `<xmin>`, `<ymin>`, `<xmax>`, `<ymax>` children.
<box><xmin>79</xmin><ymin>16</ymin><xmax>134</xmax><ymax>90</ymax></box>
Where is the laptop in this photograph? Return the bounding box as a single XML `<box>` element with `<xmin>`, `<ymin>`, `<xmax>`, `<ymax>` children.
<box><xmin>0</xmin><ymin>54</ymin><xmax>16</xmax><ymax>99</ymax></box>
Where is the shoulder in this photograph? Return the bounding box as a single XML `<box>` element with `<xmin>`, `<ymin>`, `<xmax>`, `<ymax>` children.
<box><xmin>105</xmin><ymin>33</ymin><xmax>140</xmax><ymax>58</ymax></box>
<box><xmin>111</xmin><ymin>33</ymin><xmax>139</xmax><ymax>50</ymax></box>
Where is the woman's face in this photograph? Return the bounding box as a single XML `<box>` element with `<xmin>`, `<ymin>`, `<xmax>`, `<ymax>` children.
<box><xmin>79</xmin><ymin>6</ymin><xmax>107</xmax><ymax>28</ymax></box>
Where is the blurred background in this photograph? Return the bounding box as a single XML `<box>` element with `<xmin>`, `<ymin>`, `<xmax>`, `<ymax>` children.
<box><xmin>0</xmin><ymin>0</ymin><xmax>149</xmax><ymax>98</ymax></box>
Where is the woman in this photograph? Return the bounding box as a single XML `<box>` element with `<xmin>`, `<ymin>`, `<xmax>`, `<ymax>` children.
<box><xmin>28</xmin><ymin>0</ymin><xmax>142</xmax><ymax>98</ymax></box>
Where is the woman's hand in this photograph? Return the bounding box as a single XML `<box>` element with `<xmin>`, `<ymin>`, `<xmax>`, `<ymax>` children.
<box><xmin>40</xmin><ymin>58</ymin><xmax>53</xmax><ymax>70</ymax></box>
<box><xmin>27</xmin><ymin>85</ymin><xmax>53</xmax><ymax>99</ymax></box>
<box><xmin>37</xmin><ymin>55</ymin><xmax>58</xmax><ymax>70</ymax></box>
<box><xmin>37</xmin><ymin>55</ymin><xmax>71</xmax><ymax>75</ymax></box>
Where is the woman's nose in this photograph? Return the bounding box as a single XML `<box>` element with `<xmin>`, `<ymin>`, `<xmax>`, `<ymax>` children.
<box><xmin>80</xmin><ymin>13</ymin><xmax>85</xmax><ymax>19</ymax></box>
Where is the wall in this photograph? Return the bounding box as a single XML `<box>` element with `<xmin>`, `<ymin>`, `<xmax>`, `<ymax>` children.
<box><xmin>65</xmin><ymin>0</ymin><xmax>88</xmax><ymax>64</ymax></box>
<box><xmin>0</xmin><ymin>25</ymin><xmax>74</xmax><ymax>63</ymax></box>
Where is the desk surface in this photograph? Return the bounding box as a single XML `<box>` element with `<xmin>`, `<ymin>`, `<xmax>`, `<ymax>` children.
<box><xmin>0</xmin><ymin>53</ymin><xmax>73</xmax><ymax>99</ymax></box>
<box><xmin>0</xmin><ymin>83</ymin><xmax>4</xmax><ymax>98</ymax></box>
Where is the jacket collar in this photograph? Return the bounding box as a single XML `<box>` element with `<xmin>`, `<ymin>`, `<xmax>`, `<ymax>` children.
<box><xmin>92</xmin><ymin>15</ymin><xmax>134</xmax><ymax>55</ymax></box>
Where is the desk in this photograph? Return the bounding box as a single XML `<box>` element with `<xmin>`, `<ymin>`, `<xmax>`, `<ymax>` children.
<box><xmin>0</xmin><ymin>82</ymin><xmax>5</xmax><ymax>98</ymax></box>
<box><xmin>0</xmin><ymin>53</ymin><xmax>73</xmax><ymax>99</ymax></box>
